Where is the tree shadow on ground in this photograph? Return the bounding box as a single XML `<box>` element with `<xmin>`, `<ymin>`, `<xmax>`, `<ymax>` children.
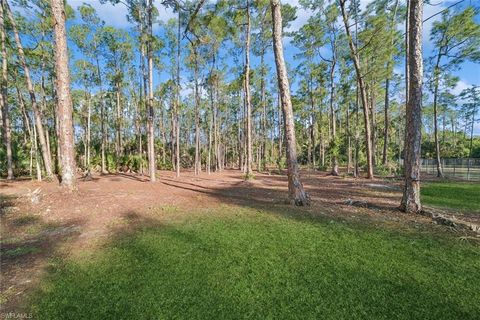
<box><xmin>0</xmin><ymin>194</ymin><xmax>87</xmax><ymax>313</ymax></box>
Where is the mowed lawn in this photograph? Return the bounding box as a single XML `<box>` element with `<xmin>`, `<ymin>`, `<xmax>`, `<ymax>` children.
<box><xmin>31</xmin><ymin>207</ymin><xmax>479</xmax><ymax>319</ymax></box>
<box><xmin>422</xmin><ymin>182</ymin><xmax>480</xmax><ymax>212</ymax></box>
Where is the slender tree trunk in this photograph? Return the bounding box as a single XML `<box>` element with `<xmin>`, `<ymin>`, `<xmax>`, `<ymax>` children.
<box><xmin>147</xmin><ymin>0</ymin><xmax>156</xmax><ymax>182</ymax></box>
<box><xmin>469</xmin><ymin>105</ymin><xmax>476</xmax><ymax>158</ymax></box>
<box><xmin>400</xmin><ymin>0</ymin><xmax>423</xmax><ymax>213</ymax></box>
<box><xmin>94</xmin><ymin>57</ymin><xmax>107</xmax><ymax>174</ymax></box>
<box><xmin>382</xmin><ymin>78</ymin><xmax>390</xmax><ymax>165</ymax></box>
<box><xmin>193</xmin><ymin>46</ymin><xmax>201</xmax><ymax>175</ymax></box>
<box><xmin>403</xmin><ymin>0</ymin><xmax>410</xmax><ymax>167</ymax></box>
<box><xmin>277</xmin><ymin>92</ymin><xmax>284</xmax><ymax>166</ymax></box>
<box><xmin>0</xmin><ymin>0</ymin><xmax>12</xmax><ymax>179</ymax></box>
<box><xmin>170</xmin><ymin>109</ymin><xmax>176</xmax><ymax>170</ymax></box>
<box><xmin>208</xmin><ymin>109</ymin><xmax>212</xmax><ymax>175</ymax></box>
<box><xmin>32</xmin><ymin>117</ymin><xmax>41</xmax><ymax>181</ymax></box>
<box><xmin>245</xmin><ymin>0</ymin><xmax>253</xmax><ymax>177</ymax></box>
<box><xmin>138</xmin><ymin>5</ymin><xmax>145</xmax><ymax>174</ymax></box>
<box><xmin>174</xmin><ymin>7</ymin><xmax>181</xmax><ymax>177</ymax></box>
<box><xmin>339</xmin><ymin>0</ymin><xmax>374</xmax><ymax>179</ymax></box>
<box><xmin>309</xmin><ymin>79</ymin><xmax>316</xmax><ymax>168</ymax></box>
<box><xmin>271</xmin><ymin>0</ymin><xmax>309</xmax><ymax>206</ymax></box>
<box><xmin>382</xmin><ymin>0</ymin><xmax>399</xmax><ymax>166</ymax></box>
<box><xmin>86</xmin><ymin>95</ymin><xmax>91</xmax><ymax>173</ymax></box>
<box><xmin>329</xmin><ymin>61</ymin><xmax>338</xmax><ymax>176</ymax></box>
<box><xmin>51</xmin><ymin>0</ymin><xmax>76</xmax><ymax>190</ymax></box>
<box><xmin>116</xmin><ymin>83</ymin><xmax>123</xmax><ymax>157</ymax></box>
<box><xmin>6</xmin><ymin>0</ymin><xmax>53</xmax><ymax>178</ymax></box>
<box><xmin>432</xmin><ymin>64</ymin><xmax>444</xmax><ymax>177</ymax></box>
<box><xmin>346</xmin><ymin>103</ymin><xmax>352</xmax><ymax>173</ymax></box>
<box><xmin>261</xmin><ymin>49</ymin><xmax>267</xmax><ymax>171</ymax></box>
<box><xmin>354</xmin><ymin>85</ymin><xmax>360</xmax><ymax>177</ymax></box>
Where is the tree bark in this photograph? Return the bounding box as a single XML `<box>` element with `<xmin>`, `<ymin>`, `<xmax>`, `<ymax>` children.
<box><xmin>400</xmin><ymin>0</ymin><xmax>423</xmax><ymax>213</ymax></box>
<box><xmin>245</xmin><ymin>0</ymin><xmax>253</xmax><ymax>178</ymax></box>
<box><xmin>382</xmin><ymin>77</ymin><xmax>389</xmax><ymax>165</ymax></box>
<box><xmin>115</xmin><ymin>82</ymin><xmax>123</xmax><ymax>157</ymax></box>
<box><xmin>432</xmin><ymin>62</ymin><xmax>444</xmax><ymax>177</ymax></box>
<box><xmin>174</xmin><ymin>6</ymin><xmax>181</xmax><ymax>177</ymax></box>
<box><xmin>51</xmin><ymin>0</ymin><xmax>77</xmax><ymax>190</ymax></box>
<box><xmin>0</xmin><ymin>0</ymin><xmax>12</xmax><ymax>179</ymax></box>
<box><xmin>6</xmin><ymin>0</ymin><xmax>53</xmax><ymax>178</ymax></box>
<box><xmin>382</xmin><ymin>0</ymin><xmax>399</xmax><ymax>166</ymax></box>
<box><xmin>147</xmin><ymin>0</ymin><xmax>156</xmax><ymax>182</ymax></box>
<box><xmin>94</xmin><ymin>55</ymin><xmax>107</xmax><ymax>174</ymax></box>
<box><xmin>271</xmin><ymin>0</ymin><xmax>309</xmax><ymax>206</ymax></box>
<box><xmin>329</xmin><ymin>59</ymin><xmax>338</xmax><ymax>176</ymax></box>
<box><xmin>193</xmin><ymin>45</ymin><xmax>201</xmax><ymax>175</ymax></box>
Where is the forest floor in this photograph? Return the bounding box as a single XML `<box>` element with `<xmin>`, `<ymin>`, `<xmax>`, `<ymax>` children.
<box><xmin>1</xmin><ymin>169</ymin><xmax>479</xmax><ymax>318</ymax></box>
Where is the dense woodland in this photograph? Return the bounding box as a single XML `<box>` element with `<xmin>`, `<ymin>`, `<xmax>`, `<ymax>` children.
<box><xmin>0</xmin><ymin>0</ymin><xmax>479</xmax><ymax>209</ymax></box>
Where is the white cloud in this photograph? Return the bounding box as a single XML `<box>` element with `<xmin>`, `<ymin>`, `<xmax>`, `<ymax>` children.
<box><xmin>68</xmin><ymin>0</ymin><xmax>175</xmax><ymax>28</ymax></box>
<box><xmin>284</xmin><ymin>0</ymin><xmax>311</xmax><ymax>33</ymax></box>
<box><xmin>452</xmin><ymin>79</ymin><xmax>469</xmax><ymax>96</ymax></box>
<box><xmin>69</xmin><ymin>0</ymin><xmax>130</xmax><ymax>27</ymax></box>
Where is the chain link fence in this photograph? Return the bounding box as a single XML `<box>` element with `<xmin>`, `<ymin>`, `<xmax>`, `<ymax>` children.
<box><xmin>421</xmin><ymin>158</ymin><xmax>480</xmax><ymax>181</ymax></box>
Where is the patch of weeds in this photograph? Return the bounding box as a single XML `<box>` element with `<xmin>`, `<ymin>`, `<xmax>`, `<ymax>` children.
<box><xmin>12</xmin><ymin>215</ymin><xmax>40</xmax><ymax>226</ymax></box>
<box><xmin>0</xmin><ymin>237</ymin><xmax>24</xmax><ymax>245</ymax></box>
<box><xmin>244</xmin><ymin>173</ymin><xmax>255</xmax><ymax>180</ymax></box>
<box><xmin>159</xmin><ymin>205</ymin><xmax>179</xmax><ymax>214</ymax></box>
<box><xmin>23</xmin><ymin>224</ymin><xmax>44</xmax><ymax>236</ymax></box>
<box><xmin>2</xmin><ymin>246</ymin><xmax>40</xmax><ymax>258</ymax></box>
<box><xmin>107</xmin><ymin>218</ymin><xmax>129</xmax><ymax>228</ymax></box>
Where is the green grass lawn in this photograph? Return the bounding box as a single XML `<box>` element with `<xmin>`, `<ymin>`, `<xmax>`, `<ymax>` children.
<box><xmin>422</xmin><ymin>181</ymin><xmax>480</xmax><ymax>212</ymax></box>
<box><xmin>30</xmin><ymin>207</ymin><xmax>479</xmax><ymax>319</ymax></box>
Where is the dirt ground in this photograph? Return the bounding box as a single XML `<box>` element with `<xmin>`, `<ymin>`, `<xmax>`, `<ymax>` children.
<box><xmin>0</xmin><ymin>169</ymin><xmax>478</xmax><ymax>313</ymax></box>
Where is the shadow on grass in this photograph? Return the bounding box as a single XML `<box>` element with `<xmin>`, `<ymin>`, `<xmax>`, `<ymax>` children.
<box><xmin>28</xmin><ymin>205</ymin><xmax>480</xmax><ymax>319</ymax></box>
<box><xmin>0</xmin><ymin>193</ymin><xmax>87</xmax><ymax>313</ymax></box>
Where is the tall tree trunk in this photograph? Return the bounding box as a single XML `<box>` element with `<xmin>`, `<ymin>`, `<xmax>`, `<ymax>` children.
<box><xmin>174</xmin><ymin>6</ymin><xmax>181</xmax><ymax>177</ymax></box>
<box><xmin>86</xmin><ymin>95</ymin><xmax>91</xmax><ymax>173</ymax></box>
<box><xmin>193</xmin><ymin>46</ymin><xmax>201</xmax><ymax>175</ymax></box>
<box><xmin>309</xmin><ymin>78</ymin><xmax>316</xmax><ymax>168</ymax></box>
<box><xmin>0</xmin><ymin>0</ymin><xmax>12</xmax><ymax>179</ymax></box>
<box><xmin>403</xmin><ymin>0</ymin><xmax>410</xmax><ymax>168</ymax></box>
<box><xmin>400</xmin><ymin>0</ymin><xmax>423</xmax><ymax>213</ymax></box>
<box><xmin>271</xmin><ymin>0</ymin><xmax>309</xmax><ymax>206</ymax></box>
<box><xmin>382</xmin><ymin>77</ymin><xmax>389</xmax><ymax>165</ymax></box>
<box><xmin>382</xmin><ymin>0</ymin><xmax>399</xmax><ymax>166</ymax></box>
<box><xmin>208</xmin><ymin>109</ymin><xmax>212</xmax><ymax>175</ymax></box>
<box><xmin>95</xmin><ymin>56</ymin><xmax>107</xmax><ymax>174</ymax></box>
<box><xmin>432</xmin><ymin>63</ymin><xmax>443</xmax><ymax>177</ymax></box>
<box><xmin>245</xmin><ymin>0</ymin><xmax>253</xmax><ymax>177</ymax></box>
<box><xmin>346</xmin><ymin>103</ymin><xmax>352</xmax><ymax>173</ymax></box>
<box><xmin>317</xmin><ymin>101</ymin><xmax>324</xmax><ymax>168</ymax></box>
<box><xmin>6</xmin><ymin>0</ymin><xmax>53</xmax><ymax>178</ymax></box>
<box><xmin>339</xmin><ymin>0</ymin><xmax>374</xmax><ymax>179</ymax></box>
<box><xmin>260</xmin><ymin>49</ymin><xmax>267</xmax><ymax>171</ymax></box>
<box><xmin>354</xmin><ymin>85</ymin><xmax>360</xmax><ymax>177</ymax></box>
<box><xmin>147</xmin><ymin>0</ymin><xmax>156</xmax><ymax>182</ymax></box>
<box><xmin>469</xmin><ymin>105</ymin><xmax>476</xmax><ymax>158</ymax></box>
<box><xmin>115</xmin><ymin>83</ymin><xmax>123</xmax><ymax>157</ymax></box>
<box><xmin>32</xmin><ymin>116</ymin><xmax>41</xmax><ymax>181</ymax></box>
<box><xmin>51</xmin><ymin>0</ymin><xmax>76</xmax><ymax>190</ymax></box>
<box><xmin>329</xmin><ymin>61</ymin><xmax>338</xmax><ymax>176</ymax></box>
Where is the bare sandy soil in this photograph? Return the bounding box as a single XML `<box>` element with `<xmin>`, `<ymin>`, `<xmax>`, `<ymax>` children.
<box><xmin>0</xmin><ymin>169</ymin><xmax>477</xmax><ymax>313</ymax></box>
